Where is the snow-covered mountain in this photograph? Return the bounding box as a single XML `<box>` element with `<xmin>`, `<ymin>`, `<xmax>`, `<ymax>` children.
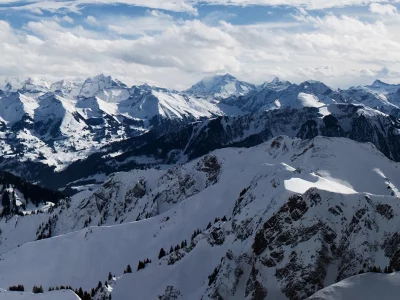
<box><xmin>366</xmin><ymin>79</ymin><xmax>400</xmax><ymax>94</ymax></box>
<box><xmin>342</xmin><ymin>80</ymin><xmax>400</xmax><ymax>118</ymax></box>
<box><xmin>1</xmin><ymin>75</ymin><xmax>400</xmax><ymax>181</ymax></box>
<box><xmin>1</xmin><ymin>136</ymin><xmax>400</xmax><ymax>299</ymax></box>
<box><xmin>0</xmin><ymin>75</ymin><xmax>224</xmax><ymax>174</ymax></box>
<box><xmin>184</xmin><ymin>74</ymin><xmax>256</xmax><ymax>99</ymax></box>
<box><xmin>30</xmin><ymin>103</ymin><xmax>399</xmax><ymax>191</ymax></box>
<box><xmin>257</xmin><ymin>77</ymin><xmax>292</xmax><ymax>91</ymax></box>
<box><xmin>222</xmin><ymin>80</ymin><xmax>345</xmax><ymax>113</ymax></box>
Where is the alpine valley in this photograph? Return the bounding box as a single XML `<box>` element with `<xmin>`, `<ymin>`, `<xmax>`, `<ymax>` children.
<box><xmin>1</xmin><ymin>74</ymin><xmax>400</xmax><ymax>300</ymax></box>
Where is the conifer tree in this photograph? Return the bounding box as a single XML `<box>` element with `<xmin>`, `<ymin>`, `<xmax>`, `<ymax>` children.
<box><xmin>125</xmin><ymin>264</ymin><xmax>132</xmax><ymax>273</ymax></box>
<box><xmin>158</xmin><ymin>248</ymin><xmax>166</xmax><ymax>259</ymax></box>
<box><xmin>78</xmin><ymin>287</ymin><xmax>84</xmax><ymax>298</ymax></box>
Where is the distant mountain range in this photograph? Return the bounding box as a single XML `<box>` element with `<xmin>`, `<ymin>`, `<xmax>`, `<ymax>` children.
<box><xmin>1</xmin><ymin>74</ymin><xmax>400</xmax><ymax>190</ymax></box>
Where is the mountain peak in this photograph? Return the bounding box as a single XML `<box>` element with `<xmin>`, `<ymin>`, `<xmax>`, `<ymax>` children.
<box><xmin>257</xmin><ymin>77</ymin><xmax>291</xmax><ymax>91</ymax></box>
<box><xmin>79</xmin><ymin>74</ymin><xmax>128</xmax><ymax>98</ymax></box>
<box><xmin>184</xmin><ymin>73</ymin><xmax>255</xmax><ymax>99</ymax></box>
<box><xmin>371</xmin><ymin>79</ymin><xmax>390</xmax><ymax>87</ymax></box>
<box><xmin>366</xmin><ymin>79</ymin><xmax>400</xmax><ymax>94</ymax></box>
<box><xmin>271</xmin><ymin>76</ymin><xmax>282</xmax><ymax>84</ymax></box>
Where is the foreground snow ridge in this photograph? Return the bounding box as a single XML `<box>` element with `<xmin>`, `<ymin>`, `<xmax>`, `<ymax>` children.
<box><xmin>308</xmin><ymin>273</ymin><xmax>400</xmax><ymax>300</ymax></box>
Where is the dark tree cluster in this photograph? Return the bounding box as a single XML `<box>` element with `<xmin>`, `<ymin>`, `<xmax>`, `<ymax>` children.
<box><xmin>356</xmin><ymin>264</ymin><xmax>394</xmax><ymax>275</ymax></box>
<box><xmin>75</xmin><ymin>287</ymin><xmax>92</xmax><ymax>300</ymax></box>
<box><xmin>123</xmin><ymin>265</ymin><xmax>132</xmax><ymax>274</ymax></box>
<box><xmin>208</xmin><ymin>266</ymin><xmax>220</xmax><ymax>286</ymax></box>
<box><xmin>213</xmin><ymin>216</ymin><xmax>227</xmax><ymax>224</ymax></box>
<box><xmin>84</xmin><ymin>216</ymin><xmax>92</xmax><ymax>228</ymax></box>
<box><xmin>9</xmin><ymin>285</ymin><xmax>24</xmax><ymax>291</ymax></box>
<box><xmin>32</xmin><ymin>285</ymin><xmax>44</xmax><ymax>293</ymax></box>
<box><xmin>0</xmin><ymin>171</ymin><xmax>65</xmax><ymax>207</ymax></box>
<box><xmin>36</xmin><ymin>215</ymin><xmax>58</xmax><ymax>240</ymax></box>
<box><xmin>48</xmin><ymin>285</ymin><xmax>73</xmax><ymax>291</ymax></box>
<box><xmin>158</xmin><ymin>214</ymin><xmax>230</xmax><ymax>263</ymax></box>
<box><xmin>239</xmin><ymin>187</ymin><xmax>249</xmax><ymax>197</ymax></box>
<box><xmin>158</xmin><ymin>239</ymin><xmax>189</xmax><ymax>261</ymax></box>
<box><xmin>191</xmin><ymin>229</ymin><xmax>202</xmax><ymax>241</ymax></box>
<box><xmin>137</xmin><ymin>258</ymin><xmax>151</xmax><ymax>271</ymax></box>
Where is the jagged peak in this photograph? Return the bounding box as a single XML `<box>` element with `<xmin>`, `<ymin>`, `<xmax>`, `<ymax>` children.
<box><xmin>82</xmin><ymin>73</ymin><xmax>126</xmax><ymax>87</ymax></box>
<box><xmin>270</xmin><ymin>76</ymin><xmax>282</xmax><ymax>84</ymax></box>
<box><xmin>370</xmin><ymin>79</ymin><xmax>391</xmax><ymax>87</ymax></box>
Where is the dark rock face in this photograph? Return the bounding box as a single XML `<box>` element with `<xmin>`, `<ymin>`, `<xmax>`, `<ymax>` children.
<box><xmin>204</xmin><ymin>186</ymin><xmax>400</xmax><ymax>300</ymax></box>
<box><xmin>245</xmin><ymin>266</ymin><xmax>268</xmax><ymax>300</ymax></box>
<box><xmin>375</xmin><ymin>204</ymin><xmax>394</xmax><ymax>220</ymax></box>
<box><xmin>195</xmin><ymin>155</ymin><xmax>221</xmax><ymax>187</ymax></box>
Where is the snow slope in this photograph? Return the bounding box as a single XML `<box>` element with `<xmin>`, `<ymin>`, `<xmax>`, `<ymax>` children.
<box><xmin>308</xmin><ymin>273</ymin><xmax>400</xmax><ymax>300</ymax></box>
<box><xmin>1</xmin><ymin>136</ymin><xmax>400</xmax><ymax>299</ymax></box>
<box><xmin>0</xmin><ymin>290</ymin><xmax>79</xmax><ymax>299</ymax></box>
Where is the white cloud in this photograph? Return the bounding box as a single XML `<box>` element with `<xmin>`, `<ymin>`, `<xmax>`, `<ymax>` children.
<box><xmin>0</xmin><ymin>5</ymin><xmax>400</xmax><ymax>89</ymax></box>
<box><xmin>0</xmin><ymin>0</ymin><xmax>399</xmax><ymax>14</ymax></box>
<box><xmin>0</xmin><ymin>0</ymin><xmax>197</xmax><ymax>14</ymax></box>
<box><xmin>107</xmin><ymin>10</ymin><xmax>177</xmax><ymax>36</ymax></box>
<box><xmin>369</xmin><ymin>3</ymin><xmax>398</xmax><ymax>15</ymax></box>
<box><xmin>62</xmin><ymin>16</ymin><xmax>74</xmax><ymax>24</ymax></box>
<box><xmin>192</xmin><ymin>0</ymin><xmax>400</xmax><ymax>10</ymax></box>
<box><xmin>85</xmin><ymin>16</ymin><xmax>99</xmax><ymax>26</ymax></box>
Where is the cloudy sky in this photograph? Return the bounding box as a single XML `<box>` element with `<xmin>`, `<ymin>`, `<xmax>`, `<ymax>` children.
<box><xmin>0</xmin><ymin>0</ymin><xmax>399</xmax><ymax>89</ymax></box>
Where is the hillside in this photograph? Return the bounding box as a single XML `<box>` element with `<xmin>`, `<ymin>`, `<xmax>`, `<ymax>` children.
<box><xmin>1</xmin><ymin>136</ymin><xmax>400</xmax><ymax>299</ymax></box>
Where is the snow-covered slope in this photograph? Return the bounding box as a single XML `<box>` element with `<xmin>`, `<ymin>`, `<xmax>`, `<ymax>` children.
<box><xmin>308</xmin><ymin>273</ymin><xmax>400</xmax><ymax>300</ymax></box>
<box><xmin>0</xmin><ymin>290</ymin><xmax>79</xmax><ymax>299</ymax></box>
<box><xmin>1</xmin><ymin>136</ymin><xmax>400</xmax><ymax>300</ymax></box>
